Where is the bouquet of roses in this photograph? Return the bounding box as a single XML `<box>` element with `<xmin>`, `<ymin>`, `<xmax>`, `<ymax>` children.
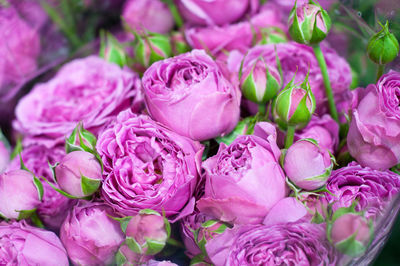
<box><xmin>0</xmin><ymin>0</ymin><xmax>400</xmax><ymax>265</ymax></box>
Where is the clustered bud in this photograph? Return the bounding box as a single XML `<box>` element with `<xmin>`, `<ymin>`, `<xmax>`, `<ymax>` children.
<box><xmin>288</xmin><ymin>0</ymin><xmax>331</xmax><ymax>45</ymax></box>
<box><xmin>367</xmin><ymin>21</ymin><xmax>399</xmax><ymax>65</ymax></box>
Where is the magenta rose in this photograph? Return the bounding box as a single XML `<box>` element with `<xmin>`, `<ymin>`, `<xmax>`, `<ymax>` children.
<box><xmin>206</xmin><ymin>222</ymin><xmax>337</xmax><ymax>266</ymax></box>
<box><xmin>262</xmin><ymin>197</ymin><xmax>309</xmax><ymax>226</ymax></box>
<box><xmin>295</xmin><ymin>114</ymin><xmax>339</xmax><ymax>153</ymax></box>
<box><xmin>233</xmin><ymin>42</ymin><xmax>351</xmax><ymax>114</ymax></box>
<box><xmin>197</xmin><ymin>122</ymin><xmax>287</xmax><ymax>225</ymax></box>
<box><xmin>0</xmin><ymin>6</ymin><xmax>40</xmax><ymax>92</ymax></box>
<box><xmin>177</xmin><ymin>0</ymin><xmax>258</xmax><ymax>26</ymax></box>
<box><xmin>7</xmin><ymin>144</ymin><xmax>74</xmax><ymax>230</ymax></box>
<box><xmin>97</xmin><ymin>110</ymin><xmax>203</xmax><ymax>219</ymax></box>
<box><xmin>142</xmin><ymin>50</ymin><xmax>241</xmax><ymax>141</ymax></box>
<box><xmin>348</xmin><ymin>70</ymin><xmax>400</xmax><ymax>170</ymax></box>
<box><xmin>185</xmin><ymin>6</ymin><xmax>284</xmax><ymax>56</ymax></box>
<box><xmin>14</xmin><ymin>56</ymin><xmax>142</xmax><ymax>146</ymax></box>
<box><xmin>325</xmin><ymin>162</ymin><xmax>400</xmax><ymax>219</ymax></box>
<box><xmin>122</xmin><ymin>0</ymin><xmax>174</xmax><ymax>34</ymax></box>
<box><xmin>0</xmin><ymin>221</ymin><xmax>69</xmax><ymax>265</ymax></box>
<box><xmin>60</xmin><ymin>201</ymin><xmax>125</xmax><ymax>265</ymax></box>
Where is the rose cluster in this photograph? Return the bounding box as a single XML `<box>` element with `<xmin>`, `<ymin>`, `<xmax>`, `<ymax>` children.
<box><xmin>0</xmin><ymin>0</ymin><xmax>399</xmax><ymax>265</ymax></box>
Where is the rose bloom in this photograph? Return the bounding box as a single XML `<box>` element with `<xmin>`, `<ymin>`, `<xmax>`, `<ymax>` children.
<box><xmin>0</xmin><ymin>221</ymin><xmax>69</xmax><ymax>266</ymax></box>
<box><xmin>122</xmin><ymin>0</ymin><xmax>174</xmax><ymax>34</ymax></box>
<box><xmin>348</xmin><ymin>70</ymin><xmax>400</xmax><ymax>170</ymax></box>
<box><xmin>185</xmin><ymin>5</ymin><xmax>284</xmax><ymax>56</ymax></box>
<box><xmin>142</xmin><ymin>50</ymin><xmax>241</xmax><ymax>141</ymax></box>
<box><xmin>197</xmin><ymin>122</ymin><xmax>287</xmax><ymax>224</ymax></box>
<box><xmin>325</xmin><ymin>162</ymin><xmax>400</xmax><ymax>219</ymax></box>
<box><xmin>177</xmin><ymin>0</ymin><xmax>258</xmax><ymax>26</ymax></box>
<box><xmin>14</xmin><ymin>56</ymin><xmax>142</xmax><ymax>145</ymax></box>
<box><xmin>60</xmin><ymin>201</ymin><xmax>125</xmax><ymax>266</ymax></box>
<box><xmin>7</xmin><ymin>143</ymin><xmax>75</xmax><ymax>230</ymax></box>
<box><xmin>97</xmin><ymin>110</ymin><xmax>203</xmax><ymax>219</ymax></box>
<box><xmin>0</xmin><ymin>6</ymin><xmax>40</xmax><ymax>91</ymax></box>
<box><xmin>230</xmin><ymin>42</ymin><xmax>351</xmax><ymax>114</ymax></box>
<box><xmin>206</xmin><ymin>222</ymin><xmax>337</xmax><ymax>266</ymax></box>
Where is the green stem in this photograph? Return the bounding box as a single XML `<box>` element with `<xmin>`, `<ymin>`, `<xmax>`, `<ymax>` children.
<box><xmin>258</xmin><ymin>103</ymin><xmax>266</xmax><ymax>117</ymax></box>
<box><xmin>162</xmin><ymin>0</ymin><xmax>184</xmax><ymax>28</ymax></box>
<box><xmin>312</xmin><ymin>44</ymin><xmax>339</xmax><ymax>123</ymax></box>
<box><xmin>376</xmin><ymin>64</ymin><xmax>385</xmax><ymax>82</ymax></box>
<box><xmin>285</xmin><ymin>126</ymin><xmax>296</xmax><ymax>149</ymax></box>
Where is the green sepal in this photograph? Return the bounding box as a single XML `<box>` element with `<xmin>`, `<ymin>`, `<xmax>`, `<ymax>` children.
<box><xmin>19</xmin><ymin>153</ymin><xmax>29</xmax><ymax>172</ymax></box>
<box><xmin>139</xmin><ymin>209</ymin><xmax>161</xmax><ymax>216</ymax></box>
<box><xmin>289</xmin><ymin>2</ymin><xmax>306</xmax><ymax>44</ymax></box>
<box><xmin>65</xmin><ymin>124</ymin><xmax>82</xmax><ymax>153</ymax></box>
<box><xmin>311</xmin><ymin>209</ymin><xmax>325</xmax><ymax>224</ymax></box>
<box><xmin>10</xmin><ymin>137</ymin><xmax>22</xmax><ymax>160</ymax></box>
<box><xmin>263</xmin><ymin>67</ymin><xmax>280</xmax><ymax>102</ymax></box>
<box><xmin>99</xmin><ymin>30</ymin><xmax>128</xmax><ymax>67</ymax></box>
<box><xmin>115</xmin><ymin>249</ymin><xmax>127</xmax><ymax>266</ymax></box>
<box><xmin>335</xmin><ymin>235</ymin><xmax>366</xmax><ymax>257</ymax></box>
<box><xmin>125</xmin><ymin>237</ymin><xmax>142</xmax><ymax>254</ymax></box>
<box><xmin>40</xmin><ymin>175</ymin><xmax>86</xmax><ymax>199</ymax></box>
<box><xmin>33</xmin><ymin>176</ymin><xmax>44</xmax><ymax>201</ymax></box>
<box><xmin>145</xmin><ymin>238</ymin><xmax>166</xmax><ymax>255</ymax></box>
<box><xmin>201</xmin><ymin>220</ymin><xmax>219</xmax><ymax>228</ymax></box>
<box><xmin>17</xmin><ymin>208</ymin><xmax>36</xmax><ymax>220</ymax></box>
<box><xmin>241</xmin><ymin>65</ymin><xmax>259</xmax><ymax>103</ymax></box>
<box><xmin>80</xmin><ymin>174</ymin><xmax>101</xmax><ymax>196</ymax></box>
<box><xmin>108</xmin><ymin>215</ymin><xmax>132</xmax><ymax>233</ymax></box>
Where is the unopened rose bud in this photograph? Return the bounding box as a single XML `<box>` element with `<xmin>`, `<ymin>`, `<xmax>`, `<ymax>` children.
<box><xmin>273</xmin><ymin>76</ymin><xmax>316</xmax><ymax>129</ymax></box>
<box><xmin>0</xmin><ymin>169</ymin><xmax>42</xmax><ymax>219</ymax></box>
<box><xmin>99</xmin><ymin>32</ymin><xmax>129</xmax><ymax>67</ymax></box>
<box><xmin>135</xmin><ymin>32</ymin><xmax>172</xmax><ymax>67</ymax></box>
<box><xmin>54</xmin><ymin>151</ymin><xmax>102</xmax><ymax>198</ymax></box>
<box><xmin>367</xmin><ymin>21</ymin><xmax>399</xmax><ymax>65</ymax></box>
<box><xmin>289</xmin><ymin>0</ymin><xmax>331</xmax><ymax>45</ymax></box>
<box><xmin>240</xmin><ymin>59</ymin><xmax>281</xmax><ymax>104</ymax></box>
<box><xmin>284</xmin><ymin>139</ymin><xmax>333</xmax><ymax>190</ymax></box>
<box><xmin>329</xmin><ymin>212</ymin><xmax>373</xmax><ymax>257</ymax></box>
<box><xmin>123</xmin><ymin>209</ymin><xmax>169</xmax><ymax>256</ymax></box>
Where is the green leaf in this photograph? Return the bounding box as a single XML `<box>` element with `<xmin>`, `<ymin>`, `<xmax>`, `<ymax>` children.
<box><xmin>107</xmin><ymin>216</ymin><xmax>132</xmax><ymax>233</ymax></box>
<box><xmin>145</xmin><ymin>238</ymin><xmax>166</xmax><ymax>255</ymax></box>
<box><xmin>33</xmin><ymin>176</ymin><xmax>44</xmax><ymax>201</ymax></box>
<box><xmin>17</xmin><ymin>208</ymin><xmax>36</xmax><ymax>220</ymax></box>
<box><xmin>81</xmin><ymin>175</ymin><xmax>101</xmax><ymax>196</ymax></box>
<box><xmin>335</xmin><ymin>234</ymin><xmax>366</xmax><ymax>257</ymax></box>
<box><xmin>125</xmin><ymin>237</ymin><xmax>142</xmax><ymax>254</ymax></box>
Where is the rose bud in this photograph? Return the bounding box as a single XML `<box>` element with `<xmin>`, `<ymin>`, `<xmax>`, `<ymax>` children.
<box><xmin>142</xmin><ymin>50</ymin><xmax>241</xmax><ymax>141</ymax></box>
<box><xmin>263</xmin><ymin>197</ymin><xmax>308</xmax><ymax>226</ymax></box>
<box><xmin>329</xmin><ymin>212</ymin><xmax>373</xmax><ymax>257</ymax></box>
<box><xmin>240</xmin><ymin>57</ymin><xmax>281</xmax><ymax>104</ymax></box>
<box><xmin>6</xmin><ymin>144</ymin><xmax>74</xmax><ymax>230</ymax></box>
<box><xmin>122</xmin><ymin>209</ymin><xmax>169</xmax><ymax>256</ymax></box>
<box><xmin>324</xmin><ymin>162</ymin><xmax>400</xmax><ymax>219</ymax></box>
<box><xmin>122</xmin><ymin>0</ymin><xmax>174</xmax><ymax>34</ymax></box>
<box><xmin>367</xmin><ymin>21</ymin><xmax>399</xmax><ymax>65</ymax></box>
<box><xmin>295</xmin><ymin>114</ymin><xmax>339</xmax><ymax>153</ymax></box>
<box><xmin>177</xmin><ymin>0</ymin><xmax>258</xmax><ymax>26</ymax></box>
<box><xmin>99</xmin><ymin>31</ymin><xmax>128</xmax><ymax>67</ymax></box>
<box><xmin>0</xmin><ymin>221</ymin><xmax>69</xmax><ymax>265</ymax></box>
<box><xmin>206</xmin><ymin>222</ymin><xmax>337</xmax><ymax>265</ymax></box>
<box><xmin>215</xmin><ymin>116</ymin><xmax>258</xmax><ymax>145</ymax></box>
<box><xmin>197</xmin><ymin>122</ymin><xmax>287</xmax><ymax>225</ymax></box>
<box><xmin>134</xmin><ymin>32</ymin><xmax>172</xmax><ymax>68</ymax></box>
<box><xmin>284</xmin><ymin>138</ymin><xmax>333</xmax><ymax>190</ymax></box>
<box><xmin>288</xmin><ymin>0</ymin><xmax>331</xmax><ymax>45</ymax></box>
<box><xmin>171</xmin><ymin>31</ymin><xmax>191</xmax><ymax>55</ymax></box>
<box><xmin>54</xmin><ymin>151</ymin><xmax>102</xmax><ymax>198</ymax></box>
<box><xmin>347</xmin><ymin>71</ymin><xmax>400</xmax><ymax>170</ymax></box>
<box><xmin>97</xmin><ymin>110</ymin><xmax>202</xmax><ymax>218</ymax></box>
<box><xmin>60</xmin><ymin>201</ymin><xmax>125</xmax><ymax>265</ymax></box>
<box><xmin>273</xmin><ymin>75</ymin><xmax>316</xmax><ymax>130</ymax></box>
<box><xmin>0</xmin><ymin>169</ymin><xmax>42</xmax><ymax>219</ymax></box>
